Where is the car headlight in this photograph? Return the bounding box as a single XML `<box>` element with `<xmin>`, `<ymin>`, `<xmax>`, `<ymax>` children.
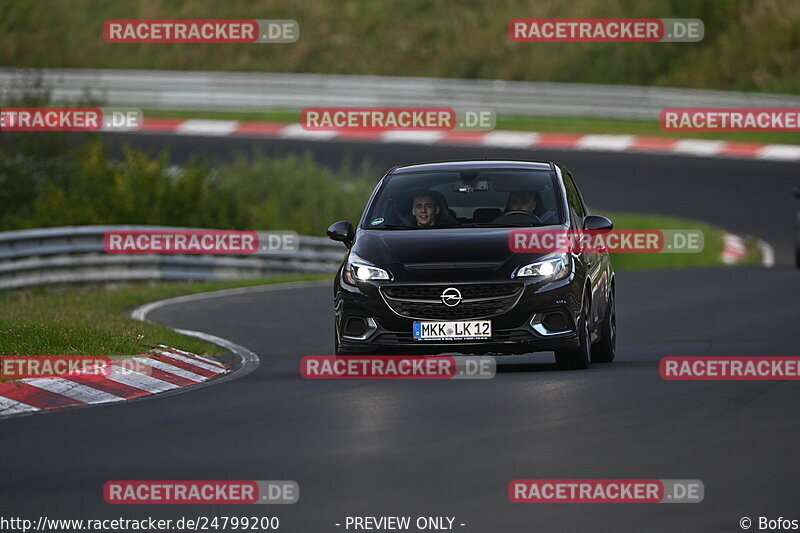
<box><xmin>513</xmin><ymin>253</ymin><xmax>571</xmax><ymax>281</ymax></box>
<box><xmin>343</xmin><ymin>252</ymin><xmax>392</xmax><ymax>285</ymax></box>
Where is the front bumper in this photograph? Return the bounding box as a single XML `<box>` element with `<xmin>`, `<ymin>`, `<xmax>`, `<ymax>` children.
<box><xmin>335</xmin><ymin>274</ymin><xmax>583</xmax><ymax>355</ymax></box>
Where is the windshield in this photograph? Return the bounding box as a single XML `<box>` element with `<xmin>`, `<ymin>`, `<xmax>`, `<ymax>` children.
<box><xmin>363</xmin><ymin>169</ymin><xmax>564</xmax><ymax>229</ymax></box>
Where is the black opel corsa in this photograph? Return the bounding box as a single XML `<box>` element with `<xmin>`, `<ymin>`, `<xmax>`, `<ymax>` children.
<box><xmin>327</xmin><ymin>160</ymin><xmax>616</xmax><ymax>370</ymax></box>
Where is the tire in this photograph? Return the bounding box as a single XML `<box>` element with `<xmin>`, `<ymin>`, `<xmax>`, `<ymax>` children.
<box><xmin>795</xmin><ymin>218</ymin><xmax>800</xmax><ymax>268</ymax></box>
<box><xmin>591</xmin><ymin>289</ymin><xmax>616</xmax><ymax>363</ymax></box>
<box><xmin>555</xmin><ymin>293</ymin><xmax>591</xmax><ymax>370</ymax></box>
<box><xmin>795</xmin><ymin>238</ymin><xmax>800</xmax><ymax>268</ymax></box>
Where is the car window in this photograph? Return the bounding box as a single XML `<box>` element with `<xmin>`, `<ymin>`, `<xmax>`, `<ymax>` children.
<box><xmin>562</xmin><ymin>170</ymin><xmax>586</xmax><ymax>222</ymax></box>
<box><xmin>363</xmin><ymin>169</ymin><xmax>564</xmax><ymax>228</ymax></box>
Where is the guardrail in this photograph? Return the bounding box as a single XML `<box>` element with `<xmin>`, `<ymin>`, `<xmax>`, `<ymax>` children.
<box><xmin>2</xmin><ymin>68</ymin><xmax>799</xmax><ymax>120</ymax></box>
<box><xmin>0</xmin><ymin>226</ymin><xmax>346</xmax><ymax>290</ymax></box>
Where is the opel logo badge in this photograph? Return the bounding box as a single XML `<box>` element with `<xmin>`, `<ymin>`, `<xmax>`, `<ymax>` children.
<box><xmin>441</xmin><ymin>287</ymin><xmax>462</xmax><ymax>307</ymax></box>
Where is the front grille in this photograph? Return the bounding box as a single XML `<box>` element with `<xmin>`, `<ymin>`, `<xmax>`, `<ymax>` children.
<box><xmin>380</xmin><ymin>283</ymin><xmax>524</xmax><ymax>320</ymax></box>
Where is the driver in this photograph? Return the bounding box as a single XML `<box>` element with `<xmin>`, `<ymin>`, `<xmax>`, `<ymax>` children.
<box><xmin>412</xmin><ymin>193</ymin><xmax>440</xmax><ymax>227</ymax></box>
<box><xmin>505</xmin><ymin>190</ymin><xmax>536</xmax><ymax>214</ymax></box>
<box><xmin>492</xmin><ymin>190</ymin><xmax>542</xmax><ymax>225</ymax></box>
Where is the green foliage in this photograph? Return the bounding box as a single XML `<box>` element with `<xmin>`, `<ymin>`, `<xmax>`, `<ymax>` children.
<box><xmin>1</xmin><ymin>0</ymin><xmax>798</xmax><ymax>93</ymax></box>
<box><xmin>0</xmin><ymin>136</ymin><xmax>378</xmax><ymax>235</ymax></box>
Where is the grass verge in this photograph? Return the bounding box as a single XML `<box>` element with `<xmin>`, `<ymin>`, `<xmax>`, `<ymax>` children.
<box><xmin>0</xmin><ymin>274</ymin><xmax>330</xmax><ymax>358</ymax></box>
<box><xmin>598</xmin><ymin>211</ymin><xmax>762</xmax><ymax>270</ymax></box>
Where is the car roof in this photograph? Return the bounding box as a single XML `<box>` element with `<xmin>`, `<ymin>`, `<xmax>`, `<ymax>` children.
<box><xmin>391</xmin><ymin>160</ymin><xmax>553</xmax><ymax>174</ymax></box>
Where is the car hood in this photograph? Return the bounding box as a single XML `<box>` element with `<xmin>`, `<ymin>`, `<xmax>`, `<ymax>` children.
<box><xmin>352</xmin><ymin>226</ymin><xmax>562</xmax><ymax>280</ymax></box>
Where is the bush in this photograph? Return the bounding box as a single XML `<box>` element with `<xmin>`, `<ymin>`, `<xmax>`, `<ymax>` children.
<box><xmin>0</xmin><ymin>135</ymin><xmax>379</xmax><ymax>235</ymax></box>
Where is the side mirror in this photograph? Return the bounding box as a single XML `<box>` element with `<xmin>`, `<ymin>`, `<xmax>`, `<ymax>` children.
<box><xmin>793</xmin><ymin>185</ymin><xmax>800</xmax><ymax>199</ymax></box>
<box><xmin>584</xmin><ymin>215</ymin><xmax>613</xmax><ymax>231</ymax></box>
<box><xmin>327</xmin><ymin>221</ymin><xmax>355</xmax><ymax>247</ymax></box>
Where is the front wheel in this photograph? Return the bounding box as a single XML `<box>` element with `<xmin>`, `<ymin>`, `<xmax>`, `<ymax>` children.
<box><xmin>555</xmin><ymin>294</ymin><xmax>591</xmax><ymax>370</ymax></box>
<box><xmin>591</xmin><ymin>289</ymin><xmax>616</xmax><ymax>363</ymax></box>
<box><xmin>795</xmin><ymin>236</ymin><xmax>800</xmax><ymax>268</ymax></box>
<box><xmin>795</xmin><ymin>217</ymin><xmax>800</xmax><ymax>268</ymax></box>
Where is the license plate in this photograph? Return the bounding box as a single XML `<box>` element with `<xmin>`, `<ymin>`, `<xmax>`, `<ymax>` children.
<box><xmin>413</xmin><ymin>320</ymin><xmax>491</xmax><ymax>341</ymax></box>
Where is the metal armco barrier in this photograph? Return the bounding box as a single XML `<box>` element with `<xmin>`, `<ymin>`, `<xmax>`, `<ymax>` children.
<box><xmin>0</xmin><ymin>226</ymin><xmax>345</xmax><ymax>290</ymax></box>
<box><xmin>2</xmin><ymin>68</ymin><xmax>799</xmax><ymax>120</ymax></box>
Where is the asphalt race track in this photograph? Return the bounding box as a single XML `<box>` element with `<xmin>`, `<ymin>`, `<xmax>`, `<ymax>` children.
<box><xmin>2</xmin><ymin>135</ymin><xmax>799</xmax><ymax>532</ymax></box>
